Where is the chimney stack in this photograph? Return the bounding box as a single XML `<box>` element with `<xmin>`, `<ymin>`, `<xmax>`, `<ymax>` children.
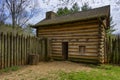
<box><xmin>46</xmin><ymin>11</ymin><xmax>56</xmax><ymax>19</ymax></box>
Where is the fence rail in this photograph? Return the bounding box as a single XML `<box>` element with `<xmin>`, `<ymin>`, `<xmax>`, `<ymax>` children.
<box><xmin>0</xmin><ymin>32</ymin><xmax>47</xmax><ymax>69</ymax></box>
<box><xmin>107</xmin><ymin>35</ymin><xmax>120</xmax><ymax>65</ymax></box>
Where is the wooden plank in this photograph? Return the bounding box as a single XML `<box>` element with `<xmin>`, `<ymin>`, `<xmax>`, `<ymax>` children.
<box><xmin>68</xmin><ymin>51</ymin><xmax>97</xmax><ymax>54</ymax></box>
<box><xmin>69</xmin><ymin>42</ymin><xmax>98</xmax><ymax>45</ymax></box>
<box><xmin>24</xmin><ymin>37</ymin><xmax>27</xmax><ymax>64</ymax></box>
<box><xmin>68</xmin><ymin>48</ymin><xmax>98</xmax><ymax>51</ymax></box>
<box><xmin>18</xmin><ymin>35</ymin><xmax>21</xmax><ymax>65</ymax></box>
<box><xmin>4</xmin><ymin>34</ymin><xmax>7</xmax><ymax>68</ymax></box>
<box><xmin>26</xmin><ymin>36</ymin><xmax>29</xmax><ymax>64</ymax></box>
<box><xmin>38</xmin><ymin>32</ymin><xmax>99</xmax><ymax>38</ymax></box>
<box><xmin>52</xmin><ymin>50</ymin><xmax>62</xmax><ymax>54</ymax></box>
<box><xmin>68</xmin><ymin>56</ymin><xmax>98</xmax><ymax>60</ymax></box>
<box><xmin>48</xmin><ymin>36</ymin><xmax>99</xmax><ymax>39</ymax></box>
<box><xmin>38</xmin><ymin>26</ymin><xmax>99</xmax><ymax>34</ymax></box>
<box><xmin>16</xmin><ymin>34</ymin><xmax>19</xmax><ymax>66</ymax></box>
<box><xmin>52</xmin><ymin>48</ymin><xmax>62</xmax><ymax>50</ymax></box>
<box><xmin>38</xmin><ymin>22</ymin><xmax>98</xmax><ymax>31</ymax></box>
<box><xmin>1</xmin><ymin>33</ymin><xmax>4</xmax><ymax>68</ymax></box>
<box><xmin>51</xmin><ymin>40</ymin><xmax>99</xmax><ymax>43</ymax></box>
<box><xmin>10</xmin><ymin>33</ymin><xmax>13</xmax><ymax>67</ymax></box>
<box><xmin>52</xmin><ymin>54</ymin><xmax>62</xmax><ymax>57</ymax></box>
<box><xmin>52</xmin><ymin>41</ymin><xmax>99</xmax><ymax>45</ymax></box>
<box><xmin>13</xmin><ymin>35</ymin><xmax>16</xmax><ymax>66</ymax></box>
<box><xmin>21</xmin><ymin>35</ymin><xmax>23</xmax><ymax>65</ymax></box>
<box><xmin>52</xmin><ymin>46</ymin><xmax>61</xmax><ymax>48</ymax></box>
<box><xmin>68</xmin><ymin>57</ymin><xmax>99</xmax><ymax>63</ymax></box>
<box><xmin>7</xmin><ymin>33</ymin><xmax>10</xmax><ymax>67</ymax></box>
<box><xmin>0</xmin><ymin>33</ymin><xmax>2</xmax><ymax>69</ymax></box>
<box><xmin>69</xmin><ymin>45</ymin><xmax>98</xmax><ymax>49</ymax></box>
<box><xmin>69</xmin><ymin>53</ymin><xmax>98</xmax><ymax>57</ymax></box>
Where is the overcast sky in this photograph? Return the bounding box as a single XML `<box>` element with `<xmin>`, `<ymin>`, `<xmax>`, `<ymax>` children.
<box><xmin>29</xmin><ymin>0</ymin><xmax>120</xmax><ymax>34</ymax></box>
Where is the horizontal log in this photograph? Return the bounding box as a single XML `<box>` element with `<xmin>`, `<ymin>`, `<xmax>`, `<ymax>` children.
<box><xmin>69</xmin><ymin>45</ymin><xmax>98</xmax><ymax>48</ymax></box>
<box><xmin>38</xmin><ymin>27</ymin><xmax>99</xmax><ymax>34</ymax></box>
<box><xmin>68</xmin><ymin>58</ymin><xmax>99</xmax><ymax>64</ymax></box>
<box><xmin>69</xmin><ymin>53</ymin><xmax>98</xmax><ymax>56</ymax></box>
<box><xmin>52</xmin><ymin>51</ymin><xmax>62</xmax><ymax>54</ymax></box>
<box><xmin>52</xmin><ymin>38</ymin><xmax>100</xmax><ymax>42</ymax></box>
<box><xmin>68</xmin><ymin>51</ymin><xmax>97</xmax><ymax>54</ymax></box>
<box><xmin>52</xmin><ymin>40</ymin><xmax>99</xmax><ymax>43</ymax></box>
<box><xmin>52</xmin><ymin>48</ymin><xmax>62</xmax><ymax>51</ymax></box>
<box><xmin>51</xmin><ymin>55</ymin><xmax>98</xmax><ymax>60</ymax></box>
<box><xmin>38</xmin><ymin>22</ymin><xmax>98</xmax><ymax>32</ymax></box>
<box><xmin>52</xmin><ymin>46</ymin><xmax>61</xmax><ymax>48</ymax></box>
<box><xmin>52</xmin><ymin>36</ymin><xmax>99</xmax><ymax>39</ymax></box>
<box><xmin>52</xmin><ymin>43</ymin><xmax>61</xmax><ymax>45</ymax></box>
<box><xmin>52</xmin><ymin>49</ymin><xmax>61</xmax><ymax>52</ymax></box>
<box><xmin>68</xmin><ymin>46</ymin><xmax>98</xmax><ymax>50</ymax></box>
<box><xmin>51</xmin><ymin>56</ymin><xmax>63</xmax><ymax>60</ymax></box>
<box><xmin>68</xmin><ymin>56</ymin><xmax>98</xmax><ymax>60</ymax></box>
<box><xmin>69</xmin><ymin>42</ymin><xmax>98</xmax><ymax>45</ymax></box>
<box><xmin>51</xmin><ymin>46</ymin><xmax>99</xmax><ymax>50</ymax></box>
<box><xmin>69</xmin><ymin>49</ymin><xmax>98</xmax><ymax>53</ymax></box>
<box><xmin>52</xmin><ymin>54</ymin><xmax>62</xmax><ymax>57</ymax></box>
<box><xmin>39</xmin><ymin>34</ymin><xmax>99</xmax><ymax>38</ymax></box>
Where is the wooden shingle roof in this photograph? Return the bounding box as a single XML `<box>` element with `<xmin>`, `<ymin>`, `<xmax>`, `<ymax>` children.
<box><xmin>33</xmin><ymin>5</ymin><xmax>110</xmax><ymax>28</ymax></box>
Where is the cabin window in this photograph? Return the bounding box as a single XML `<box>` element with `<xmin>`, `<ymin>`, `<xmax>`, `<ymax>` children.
<box><xmin>79</xmin><ymin>46</ymin><xmax>85</xmax><ymax>54</ymax></box>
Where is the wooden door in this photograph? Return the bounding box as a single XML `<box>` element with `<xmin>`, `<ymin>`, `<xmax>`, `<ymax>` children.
<box><xmin>62</xmin><ymin>42</ymin><xmax>68</xmax><ymax>60</ymax></box>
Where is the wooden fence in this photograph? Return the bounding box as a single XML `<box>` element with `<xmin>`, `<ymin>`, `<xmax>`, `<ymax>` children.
<box><xmin>0</xmin><ymin>32</ymin><xmax>48</xmax><ymax>69</ymax></box>
<box><xmin>107</xmin><ymin>35</ymin><xmax>120</xmax><ymax>65</ymax></box>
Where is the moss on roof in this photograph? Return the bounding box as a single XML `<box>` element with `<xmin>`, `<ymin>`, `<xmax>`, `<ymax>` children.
<box><xmin>33</xmin><ymin>5</ymin><xmax>110</xmax><ymax>28</ymax></box>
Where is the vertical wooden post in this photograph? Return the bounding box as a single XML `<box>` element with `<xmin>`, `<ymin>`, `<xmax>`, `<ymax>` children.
<box><xmin>21</xmin><ymin>35</ymin><xmax>23</xmax><ymax>65</ymax></box>
<box><xmin>20</xmin><ymin>35</ymin><xmax>23</xmax><ymax>65</ymax></box>
<box><xmin>1</xmin><ymin>32</ymin><xmax>4</xmax><ymax>68</ymax></box>
<box><xmin>24</xmin><ymin>37</ymin><xmax>27</xmax><ymax>65</ymax></box>
<box><xmin>18</xmin><ymin>35</ymin><xmax>20</xmax><ymax>65</ymax></box>
<box><xmin>0</xmin><ymin>32</ymin><xmax>2</xmax><ymax>69</ymax></box>
<box><xmin>38</xmin><ymin>38</ymin><xmax>42</xmax><ymax>61</ymax></box>
<box><xmin>7</xmin><ymin>33</ymin><xmax>10</xmax><ymax>67</ymax></box>
<box><xmin>4</xmin><ymin>34</ymin><xmax>7</xmax><ymax>68</ymax></box>
<box><xmin>14</xmin><ymin>34</ymin><xmax>16</xmax><ymax>66</ymax></box>
<box><xmin>16</xmin><ymin>33</ymin><xmax>18</xmax><ymax>66</ymax></box>
<box><xmin>23</xmin><ymin>36</ymin><xmax>25</xmax><ymax>65</ymax></box>
<box><xmin>43</xmin><ymin>38</ymin><xmax>47</xmax><ymax>61</ymax></box>
<box><xmin>13</xmin><ymin>35</ymin><xmax>15</xmax><ymax>66</ymax></box>
<box><xmin>47</xmin><ymin>38</ymin><xmax>52</xmax><ymax>60</ymax></box>
<box><xmin>10</xmin><ymin>32</ymin><xmax>13</xmax><ymax>67</ymax></box>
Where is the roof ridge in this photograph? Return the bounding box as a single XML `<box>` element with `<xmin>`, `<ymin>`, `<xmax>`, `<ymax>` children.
<box><xmin>55</xmin><ymin>5</ymin><xmax>110</xmax><ymax>18</ymax></box>
<box><xmin>33</xmin><ymin>5</ymin><xmax>110</xmax><ymax>28</ymax></box>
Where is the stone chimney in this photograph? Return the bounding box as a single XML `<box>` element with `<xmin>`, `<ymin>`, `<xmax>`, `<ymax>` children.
<box><xmin>46</xmin><ymin>11</ymin><xmax>56</xmax><ymax>19</ymax></box>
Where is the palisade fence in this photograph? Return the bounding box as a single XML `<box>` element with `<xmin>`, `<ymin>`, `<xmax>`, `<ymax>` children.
<box><xmin>0</xmin><ymin>32</ymin><xmax>48</xmax><ymax>69</ymax></box>
<box><xmin>107</xmin><ymin>35</ymin><xmax>120</xmax><ymax>65</ymax></box>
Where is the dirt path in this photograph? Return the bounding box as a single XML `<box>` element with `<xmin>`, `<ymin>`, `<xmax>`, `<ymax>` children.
<box><xmin>0</xmin><ymin>61</ymin><xmax>91</xmax><ymax>80</ymax></box>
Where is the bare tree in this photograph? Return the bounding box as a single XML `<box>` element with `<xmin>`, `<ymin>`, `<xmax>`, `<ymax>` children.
<box><xmin>5</xmin><ymin>0</ymin><xmax>39</xmax><ymax>28</ymax></box>
<box><xmin>0</xmin><ymin>0</ymin><xmax>8</xmax><ymax>25</ymax></box>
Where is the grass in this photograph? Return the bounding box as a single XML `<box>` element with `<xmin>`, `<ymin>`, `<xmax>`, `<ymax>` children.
<box><xmin>0</xmin><ymin>66</ymin><xmax>20</xmax><ymax>73</ymax></box>
<box><xmin>0</xmin><ymin>64</ymin><xmax>120</xmax><ymax>80</ymax></box>
<box><xmin>58</xmin><ymin>65</ymin><xmax>120</xmax><ymax>80</ymax></box>
<box><xmin>38</xmin><ymin>64</ymin><xmax>120</xmax><ymax>80</ymax></box>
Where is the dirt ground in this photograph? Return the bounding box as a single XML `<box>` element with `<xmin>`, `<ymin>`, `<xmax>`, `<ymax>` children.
<box><xmin>0</xmin><ymin>61</ymin><xmax>92</xmax><ymax>80</ymax></box>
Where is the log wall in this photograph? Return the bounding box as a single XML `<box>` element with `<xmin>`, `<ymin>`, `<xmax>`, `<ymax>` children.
<box><xmin>37</xmin><ymin>19</ymin><xmax>103</xmax><ymax>63</ymax></box>
<box><xmin>98</xmin><ymin>23</ymin><xmax>106</xmax><ymax>63</ymax></box>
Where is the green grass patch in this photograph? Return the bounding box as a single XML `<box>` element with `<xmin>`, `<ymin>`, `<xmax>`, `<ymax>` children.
<box><xmin>58</xmin><ymin>65</ymin><xmax>120</xmax><ymax>80</ymax></box>
<box><xmin>0</xmin><ymin>66</ymin><xmax>20</xmax><ymax>73</ymax></box>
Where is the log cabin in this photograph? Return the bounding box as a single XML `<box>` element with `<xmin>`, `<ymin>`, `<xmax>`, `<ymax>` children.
<box><xmin>32</xmin><ymin>5</ymin><xmax>110</xmax><ymax>64</ymax></box>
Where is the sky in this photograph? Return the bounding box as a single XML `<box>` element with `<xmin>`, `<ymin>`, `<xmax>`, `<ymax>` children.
<box><xmin>29</xmin><ymin>0</ymin><xmax>120</xmax><ymax>34</ymax></box>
